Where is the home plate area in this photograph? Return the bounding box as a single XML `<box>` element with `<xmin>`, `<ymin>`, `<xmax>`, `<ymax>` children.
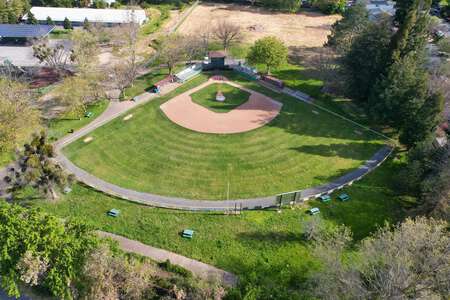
<box><xmin>160</xmin><ymin>76</ymin><xmax>283</xmax><ymax>134</ymax></box>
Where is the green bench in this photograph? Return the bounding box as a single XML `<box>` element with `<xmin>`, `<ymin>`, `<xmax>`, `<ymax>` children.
<box><xmin>182</xmin><ymin>229</ymin><xmax>194</xmax><ymax>239</ymax></box>
<box><xmin>308</xmin><ymin>207</ymin><xmax>320</xmax><ymax>215</ymax></box>
<box><xmin>337</xmin><ymin>193</ymin><xmax>350</xmax><ymax>202</ymax></box>
<box><xmin>85</xmin><ymin>111</ymin><xmax>93</xmax><ymax>118</ymax></box>
<box><xmin>107</xmin><ymin>209</ymin><xmax>120</xmax><ymax>217</ymax></box>
<box><xmin>318</xmin><ymin>195</ymin><xmax>331</xmax><ymax>203</ymax></box>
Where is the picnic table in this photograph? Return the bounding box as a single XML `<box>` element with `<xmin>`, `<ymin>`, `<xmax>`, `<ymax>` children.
<box><xmin>337</xmin><ymin>193</ymin><xmax>350</xmax><ymax>202</ymax></box>
<box><xmin>308</xmin><ymin>207</ymin><xmax>320</xmax><ymax>215</ymax></box>
<box><xmin>182</xmin><ymin>229</ymin><xmax>194</xmax><ymax>239</ymax></box>
<box><xmin>107</xmin><ymin>209</ymin><xmax>120</xmax><ymax>217</ymax></box>
<box><xmin>319</xmin><ymin>195</ymin><xmax>331</xmax><ymax>203</ymax></box>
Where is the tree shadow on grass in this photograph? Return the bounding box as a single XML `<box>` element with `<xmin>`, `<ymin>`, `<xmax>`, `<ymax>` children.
<box><xmin>290</xmin><ymin>142</ymin><xmax>382</xmax><ymax>160</ymax></box>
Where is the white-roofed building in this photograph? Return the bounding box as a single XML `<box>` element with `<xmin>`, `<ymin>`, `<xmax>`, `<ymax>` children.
<box><xmin>24</xmin><ymin>7</ymin><xmax>148</xmax><ymax>26</ymax></box>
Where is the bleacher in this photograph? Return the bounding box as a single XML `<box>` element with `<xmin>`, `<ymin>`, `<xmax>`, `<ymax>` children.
<box><xmin>231</xmin><ymin>62</ymin><xmax>260</xmax><ymax>80</ymax></box>
<box><xmin>175</xmin><ymin>64</ymin><xmax>202</xmax><ymax>83</ymax></box>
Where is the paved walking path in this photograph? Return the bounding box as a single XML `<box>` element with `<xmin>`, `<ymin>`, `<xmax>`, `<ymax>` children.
<box><xmin>98</xmin><ymin>231</ymin><xmax>237</xmax><ymax>287</ymax></box>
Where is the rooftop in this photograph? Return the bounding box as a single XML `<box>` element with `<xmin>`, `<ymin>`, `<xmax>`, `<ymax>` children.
<box><xmin>0</xmin><ymin>24</ymin><xmax>55</xmax><ymax>38</ymax></box>
<box><xmin>25</xmin><ymin>7</ymin><xmax>148</xmax><ymax>25</ymax></box>
<box><xmin>209</xmin><ymin>51</ymin><xmax>227</xmax><ymax>58</ymax></box>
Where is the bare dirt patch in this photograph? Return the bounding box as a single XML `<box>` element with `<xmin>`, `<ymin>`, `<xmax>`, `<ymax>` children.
<box><xmin>177</xmin><ymin>3</ymin><xmax>340</xmax><ymax>48</ymax></box>
<box><xmin>160</xmin><ymin>77</ymin><xmax>282</xmax><ymax>134</ymax></box>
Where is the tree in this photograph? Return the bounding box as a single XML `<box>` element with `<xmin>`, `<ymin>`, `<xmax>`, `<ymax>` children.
<box><xmin>213</xmin><ymin>20</ymin><xmax>241</xmax><ymax>50</ymax></box>
<box><xmin>53</xmin><ymin>74</ymin><xmax>102</xmax><ymax>116</ymax></box>
<box><xmin>399</xmin><ymin>92</ymin><xmax>444</xmax><ymax>148</ymax></box>
<box><xmin>0</xmin><ymin>0</ymin><xmax>29</xmax><ymax>24</ymax></box>
<box><xmin>309</xmin><ymin>217</ymin><xmax>450</xmax><ymax>299</ymax></box>
<box><xmin>157</xmin><ymin>34</ymin><xmax>187</xmax><ymax>75</ymax></box>
<box><xmin>314</xmin><ymin>0</ymin><xmax>346</xmax><ymax>14</ymax></box>
<box><xmin>184</xmin><ymin>34</ymin><xmax>203</xmax><ymax>64</ymax></box>
<box><xmin>83</xmin><ymin>17</ymin><xmax>91</xmax><ymax>31</ymax></box>
<box><xmin>247</xmin><ymin>36</ymin><xmax>288</xmax><ymax>74</ymax></box>
<box><xmin>32</xmin><ymin>42</ymin><xmax>72</xmax><ymax>72</ymax></box>
<box><xmin>92</xmin><ymin>0</ymin><xmax>107</xmax><ymax>8</ymax></box>
<box><xmin>70</xmin><ymin>29</ymin><xmax>99</xmax><ymax>70</ymax></box>
<box><xmin>63</xmin><ymin>17</ymin><xmax>72</xmax><ymax>30</ymax></box>
<box><xmin>368</xmin><ymin>52</ymin><xmax>428</xmax><ymax>129</ymax></box>
<box><xmin>46</xmin><ymin>16</ymin><xmax>54</xmax><ymax>25</ymax></box>
<box><xmin>0</xmin><ymin>203</ymin><xmax>97</xmax><ymax>299</ymax></box>
<box><xmin>27</xmin><ymin>11</ymin><xmax>37</xmax><ymax>25</ymax></box>
<box><xmin>341</xmin><ymin>16</ymin><xmax>393</xmax><ymax>102</ymax></box>
<box><xmin>326</xmin><ymin>3</ymin><xmax>369</xmax><ymax>55</ymax></box>
<box><xmin>110</xmin><ymin>11</ymin><xmax>140</xmax><ymax>88</ymax></box>
<box><xmin>4</xmin><ymin>133</ymin><xmax>74</xmax><ymax>201</ymax></box>
<box><xmin>0</xmin><ymin>78</ymin><xmax>41</xmax><ymax>154</ymax></box>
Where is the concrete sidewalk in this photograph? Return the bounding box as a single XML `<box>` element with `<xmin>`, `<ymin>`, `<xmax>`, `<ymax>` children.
<box><xmin>98</xmin><ymin>231</ymin><xmax>237</xmax><ymax>287</ymax></box>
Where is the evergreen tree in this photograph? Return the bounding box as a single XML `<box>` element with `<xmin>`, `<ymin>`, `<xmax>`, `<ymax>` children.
<box><xmin>27</xmin><ymin>11</ymin><xmax>37</xmax><ymax>24</ymax></box>
<box><xmin>46</xmin><ymin>16</ymin><xmax>54</xmax><ymax>25</ymax></box>
<box><xmin>341</xmin><ymin>17</ymin><xmax>392</xmax><ymax>102</ymax></box>
<box><xmin>399</xmin><ymin>92</ymin><xmax>444</xmax><ymax>148</ymax></box>
<box><xmin>368</xmin><ymin>53</ymin><xmax>428</xmax><ymax>128</ymax></box>
<box><xmin>63</xmin><ymin>17</ymin><xmax>72</xmax><ymax>30</ymax></box>
<box><xmin>326</xmin><ymin>3</ymin><xmax>369</xmax><ymax>55</ymax></box>
<box><xmin>83</xmin><ymin>17</ymin><xmax>91</xmax><ymax>31</ymax></box>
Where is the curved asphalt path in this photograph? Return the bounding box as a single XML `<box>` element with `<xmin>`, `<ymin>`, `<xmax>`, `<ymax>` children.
<box><xmin>52</xmin><ymin>80</ymin><xmax>393</xmax><ymax>211</ymax></box>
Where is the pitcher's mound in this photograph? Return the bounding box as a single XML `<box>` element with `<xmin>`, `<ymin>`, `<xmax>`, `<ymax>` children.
<box><xmin>160</xmin><ymin>78</ymin><xmax>282</xmax><ymax>134</ymax></box>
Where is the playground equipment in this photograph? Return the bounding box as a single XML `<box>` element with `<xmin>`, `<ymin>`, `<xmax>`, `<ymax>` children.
<box><xmin>175</xmin><ymin>64</ymin><xmax>202</xmax><ymax>83</ymax></box>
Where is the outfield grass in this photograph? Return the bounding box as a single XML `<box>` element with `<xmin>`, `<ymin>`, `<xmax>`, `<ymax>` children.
<box><xmin>34</xmin><ymin>152</ymin><xmax>406</xmax><ymax>298</ymax></box>
<box><xmin>190</xmin><ymin>83</ymin><xmax>251</xmax><ymax>113</ymax></box>
<box><xmin>63</xmin><ymin>71</ymin><xmax>385</xmax><ymax>200</ymax></box>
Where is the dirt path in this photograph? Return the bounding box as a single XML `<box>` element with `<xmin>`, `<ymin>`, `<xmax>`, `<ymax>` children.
<box><xmin>160</xmin><ymin>77</ymin><xmax>282</xmax><ymax>134</ymax></box>
<box><xmin>98</xmin><ymin>231</ymin><xmax>238</xmax><ymax>287</ymax></box>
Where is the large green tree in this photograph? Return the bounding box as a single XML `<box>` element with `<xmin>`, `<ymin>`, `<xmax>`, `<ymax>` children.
<box><xmin>0</xmin><ymin>203</ymin><xmax>97</xmax><ymax>299</ymax></box>
<box><xmin>0</xmin><ymin>0</ymin><xmax>29</xmax><ymax>23</ymax></box>
<box><xmin>326</xmin><ymin>3</ymin><xmax>369</xmax><ymax>55</ymax></box>
<box><xmin>341</xmin><ymin>17</ymin><xmax>392</xmax><ymax>102</ymax></box>
<box><xmin>0</xmin><ymin>78</ymin><xmax>41</xmax><ymax>155</ymax></box>
<box><xmin>247</xmin><ymin>36</ymin><xmax>288</xmax><ymax>74</ymax></box>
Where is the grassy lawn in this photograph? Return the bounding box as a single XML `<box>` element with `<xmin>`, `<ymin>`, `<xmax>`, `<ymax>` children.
<box><xmin>34</xmin><ymin>153</ymin><xmax>406</xmax><ymax>298</ymax></box>
<box><xmin>63</xmin><ymin>71</ymin><xmax>385</xmax><ymax>200</ymax></box>
<box><xmin>190</xmin><ymin>83</ymin><xmax>251</xmax><ymax>113</ymax></box>
<box><xmin>47</xmin><ymin>100</ymin><xmax>109</xmax><ymax>142</ymax></box>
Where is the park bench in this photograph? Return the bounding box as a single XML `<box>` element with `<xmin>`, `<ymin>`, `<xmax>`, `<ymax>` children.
<box><xmin>182</xmin><ymin>229</ymin><xmax>194</xmax><ymax>239</ymax></box>
<box><xmin>337</xmin><ymin>193</ymin><xmax>350</xmax><ymax>202</ymax></box>
<box><xmin>84</xmin><ymin>111</ymin><xmax>93</xmax><ymax>118</ymax></box>
<box><xmin>308</xmin><ymin>207</ymin><xmax>320</xmax><ymax>215</ymax></box>
<box><xmin>107</xmin><ymin>209</ymin><xmax>120</xmax><ymax>217</ymax></box>
<box><xmin>318</xmin><ymin>195</ymin><xmax>331</xmax><ymax>203</ymax></box>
